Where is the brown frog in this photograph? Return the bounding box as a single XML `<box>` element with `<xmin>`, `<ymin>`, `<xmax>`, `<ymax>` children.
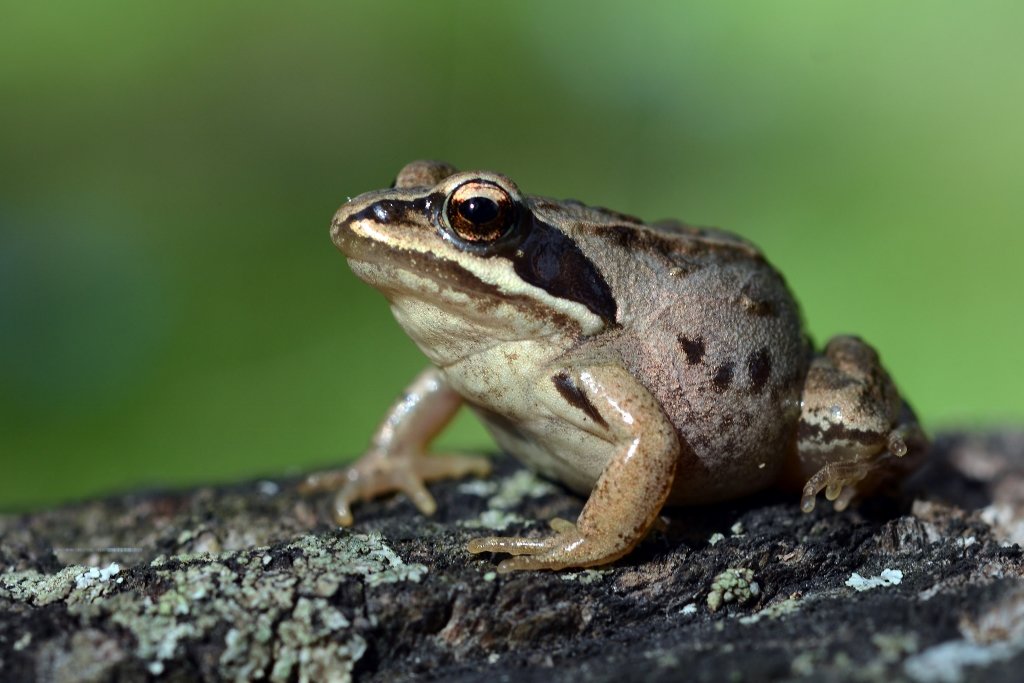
<box><xmin>302</xmin><ymin>160</ymin><xmax>927</xmax><ymax>572</ymax></box>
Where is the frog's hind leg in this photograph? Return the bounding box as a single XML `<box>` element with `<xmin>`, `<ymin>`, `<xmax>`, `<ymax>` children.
<box><xmin>794</xmin><ymin>336</ymin><xmax>927</xmax><ymax>513</ymax></box>
<box><xmin>466</xmin><ymin>364</ymin><xmax>679</xmax><ymax>572</ymax></box>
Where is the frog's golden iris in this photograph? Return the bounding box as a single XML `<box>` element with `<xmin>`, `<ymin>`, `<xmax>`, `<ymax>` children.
<box><xmin>443</xmin><ymin>180</ymin><xmax>518</xmax><ymax>245</ymax></box>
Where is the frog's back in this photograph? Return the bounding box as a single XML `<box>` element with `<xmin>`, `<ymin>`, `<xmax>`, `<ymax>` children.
<box><xmin>546</xmin><ymin>202</ymin><xmax>812</xmax><ymax>503</ymax></box>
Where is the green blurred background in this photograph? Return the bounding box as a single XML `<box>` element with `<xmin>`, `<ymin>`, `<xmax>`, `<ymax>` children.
<box><xmin>2</xmin><ymin>1</ymin><xmax>1022</xmax><ymax>510</ymax></box>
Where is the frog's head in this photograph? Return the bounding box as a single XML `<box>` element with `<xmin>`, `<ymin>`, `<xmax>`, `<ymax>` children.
<box><xmin>331</xmin><ymin>161</ymin><xmax>617</xmax><ymax>357</ymax></box>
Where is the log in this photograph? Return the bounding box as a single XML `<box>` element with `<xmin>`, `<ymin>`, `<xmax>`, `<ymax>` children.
<box><xmin>3</xmin><ymin>431</ymin><xmax>1024</xmax><ymax>682</ymax></box>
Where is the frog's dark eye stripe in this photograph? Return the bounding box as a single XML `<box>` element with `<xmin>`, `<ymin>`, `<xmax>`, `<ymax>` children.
<box><xmin>444</xmin><ymin>181</ymin><xmax>518</xmax><ymax>244</ymax></box>
<box><xmin>509</xmin><ymin>216</ymin><xmax>618</xmax><ymax>326</ymax></box>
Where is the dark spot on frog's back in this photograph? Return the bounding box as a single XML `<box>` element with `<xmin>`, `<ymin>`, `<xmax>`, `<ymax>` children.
<box><xmin>552</xmin><ymin>371</ymin><xmax>609</xmax><ymax>429</ymax></box>
<box><xmin>678</xmin><ymin>335</ymin><xmax>705</xmax><ymax>365</ymax></box>
<box><xmin>595</xmin><ymin>221</ymin><xmax>763</xmax><ymax>262</ymax></box>
<box><xmin>712</xmin><ymin>362</ymin><xmax>734</xmax><ymax>392</ymax></box>
<box><xmin>747</xmin><ymin>347</ymin><xmax>772</xmax><ymax>393</ymax></box>
<box><xmin>597</xmin><ymin>223</ymin><xmax>688</xmax><ymax>255</ymax></box>
<box><xmin>743</xmin><ymin>296</ymin><xmax>776</xmax><ymax>317</ymax></box>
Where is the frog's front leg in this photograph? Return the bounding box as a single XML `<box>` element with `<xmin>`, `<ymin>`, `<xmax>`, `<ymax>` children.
<box><xmin>467</xmin><ymin>364</ymin><xmax>679</xmax><ymax>572</ymax></box>
<box><xmin>300</xmin><ymin>366</ymin><xmax>491</xmax><ymax>526</ymax></box>
<box><xmin>794</xmin><ymin>335</ymin><xmax>928</xmax><ymax>513</ymax></box>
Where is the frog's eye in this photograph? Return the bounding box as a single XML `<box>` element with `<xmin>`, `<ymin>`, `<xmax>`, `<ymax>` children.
<box><xmin>444</xmin><ymin>181</ymin><xmax>518</xmax><ymax>245</ymax></box>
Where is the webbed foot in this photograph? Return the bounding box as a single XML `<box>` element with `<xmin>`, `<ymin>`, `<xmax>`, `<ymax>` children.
<box><xmin>796</xmin><ymin>336</ymin><xmax>928</xmax><ymax>513</ymax></box>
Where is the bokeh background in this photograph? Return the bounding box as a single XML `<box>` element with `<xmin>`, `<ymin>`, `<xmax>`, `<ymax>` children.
<box><xmin>2</xmin><ymin>1</ymin><xmax>1022</xmax><ymax>510</ymax></box>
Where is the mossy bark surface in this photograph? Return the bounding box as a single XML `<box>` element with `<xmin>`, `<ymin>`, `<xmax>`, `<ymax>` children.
<box><xmin>3</xmin><ymin>432</ymin><xmax>1024</xmax><ymax>682</ymax></box>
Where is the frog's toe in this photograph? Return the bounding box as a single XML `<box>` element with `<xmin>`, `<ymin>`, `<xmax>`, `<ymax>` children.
<box><xmin>299</xmin><ymin>466</ymin><xmax>375</xmax><ymax>526</ymax></box>
<box><xmin>831</xmin><ymin>483</ymin><xmax>859</xmax><ymax>512</ymax></box>
<box><xmin>467</xmin><ymin>534</ymin><xmax>560</xmax><ymax>557</ymax></box>
<box><xmin>329</xmin><ymin>467</ymin><xmax>439</xmax><ymax>525</ymax></box>
<box><xmin>799</xmin><ymin>461</ymin><xmax>872</xmax><ymax>513</ymax></box>
<box><xmin>468</xmin><ymin>526</ymin><xmax>628</xmax><ymax>572</ymax></box>
<box><xmin>301</xmin><ymin>451</ymin><xmax>492</xmax><ymax>526</ymax></box>
<box><xmin>326</xmin><ymin>464</ymin><xmax>437</xmax><ymax>526</ymax></box>
<box><xmin>298</xmin><ymin>468</ymin><xmax>351</xmax><ymax>494</ymax></box>
<box><xmin>467</xmin><ymin>517</ymin><xmax>581</xmax><ymax>560</ymax></box>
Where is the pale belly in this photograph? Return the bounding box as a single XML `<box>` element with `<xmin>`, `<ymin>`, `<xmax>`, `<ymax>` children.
<box><xmin>473</xmin><ymin>404</ymin><xmax>786</xmax><ymax>506</ymax></box>
<box><xmin>472</xmin><ymin>406</ymin><xmax>613</xmax><ymax>496</ymax></box>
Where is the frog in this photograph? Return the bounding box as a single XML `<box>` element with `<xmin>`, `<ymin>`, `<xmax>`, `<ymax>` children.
<box><xmin>301</xmin><ymin>160</ymin><xmax>928</xmax><ymax>572</ymax></box>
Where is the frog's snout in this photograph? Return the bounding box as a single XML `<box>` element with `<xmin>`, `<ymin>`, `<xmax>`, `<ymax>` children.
<box><xmin>330</xmin><ymin>195</ymin><xmax>383</xmax><ymax>255</ymax></box>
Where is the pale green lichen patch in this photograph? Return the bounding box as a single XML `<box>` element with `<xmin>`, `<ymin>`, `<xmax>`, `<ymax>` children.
<box><xmin>33</xmin><ymin>628</ymin><xmax>129</xmax><ymax>683</ymax></box>
<box><xmin>329</xmin><ymin>532</ymin><xmax>428</xmax><ymax>587</ymax></box>
<box><xmin>1</xmin><ymin>564</ymin><xmax>86</xmax><ymax>606</ymax></box>
<box><xmin>644</xmin><ymin>649</ymin><xmax>681</xmax><ymax>669</ymax></box>
<box><xmin>458</xmin><ymin>509</ymin><xmax>529</xmax><ymax>531</ymax></box>
<box><xmin>790</xmin><ymin>651</ymin><xmax>816</xmax><ymax>677</ymax></box>
<box><xmin>904</xmin><ymin>589</ymin><xmax>1024</xmax><ymax>683</ymax></box>
<box><xmin>738</xmin><ymin>595</ymin><xmax>801</xmax><ymax>624</ymax></box>
<box><xmin>487</xmin><ymin>469</ymin><xmax>559</xmax><ymax>510</ymax></box>
<box><xmin>12</xmin><ymin>633</ymin><xmax>32</xmax><ymax>651</ymax></box>
<box><xmin>707</xmin><ymin>567</ymin><xmax>760</xmax><ymax>612</ymax></box>
<box><xmin>903</xmin><ymin>638</ymin><xmax>1024</xmax><ymax>683</ymax></box>
<box><xmin>560</xmin><ymin>568</ymin><xmax>610</xmax><ymax>585</ymax></box>
<box><xmin>457</xmin><ymin>468</ymin><xmax>563</xmax><ymax>534</ymax></box>
<box><xmin>457</xmin><ymin>479</ymin><xmax>499</xmax><ymax>498</ymax></box>
<box><xmin>872</xmin><ymin>631</ymin><xmax>920</xmax><ymax>663</ymax></box>
<box><xmin>266</xmin><ymin>597</ymin><xmax>366</xmax><ymax>683</ymax></box>
<box><xmin>5</xmin><ymin>532</ymin><xmax>423</xmax><ymax>682</ymax></box>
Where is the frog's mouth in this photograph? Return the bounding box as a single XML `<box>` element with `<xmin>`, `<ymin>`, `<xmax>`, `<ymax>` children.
<box><xmin>344</xmin><ymin>249</ymin><xmax>502</xmax><ymax>303</ymax></box>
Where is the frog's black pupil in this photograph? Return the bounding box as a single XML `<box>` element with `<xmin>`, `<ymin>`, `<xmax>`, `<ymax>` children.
<box><xmin>459</xmin><ymin>197</ymin><xmax>500</xmax><ymax>225</ymax></box>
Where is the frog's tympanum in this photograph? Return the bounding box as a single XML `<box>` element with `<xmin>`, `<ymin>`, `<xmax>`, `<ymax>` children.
<box><xmin>302</xmin><ymin>160</ymin><xmax>927</xmax><ymax>572</ymax></box>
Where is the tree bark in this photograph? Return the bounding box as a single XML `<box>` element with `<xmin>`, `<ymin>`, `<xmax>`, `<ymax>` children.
<box><xmin>3</xmin><ymin>431</ymin><xmax>1024</xmax><ymax>682</ymax></box>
